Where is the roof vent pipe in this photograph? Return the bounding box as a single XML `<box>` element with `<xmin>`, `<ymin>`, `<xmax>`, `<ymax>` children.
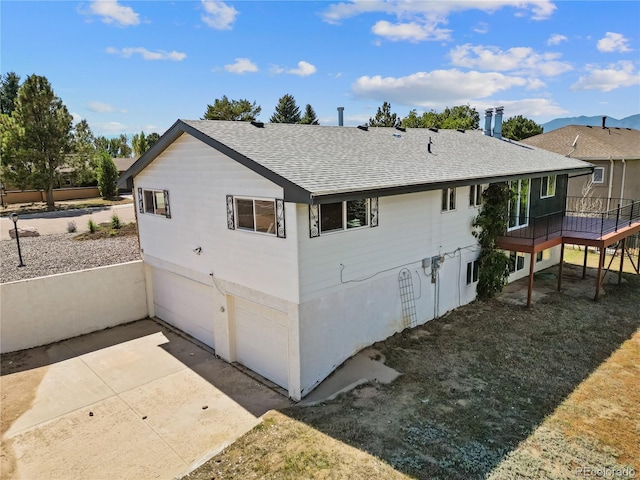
<box><xmin>484</xmin><ymin>108</ymin><xmax>493</xmax><ymax>136</ymax></box>
<box><xmin>337</xmin><ymin>107</ymin><xmax>344</xmax><ymax>127</ymax></box>
<box><xmin>493</xmin><ymin>107</ymin><xmax>504</xmax><ymax>140</ymax></box>
<box><xmin>602</xmin><ymin>116</ymin><xmax>607</xmax><ymax>129</ymax></box>
<box><xmin>428</xmin><ymin>136</ymin><xmax>433</xmax><ymax>153</ymax></box>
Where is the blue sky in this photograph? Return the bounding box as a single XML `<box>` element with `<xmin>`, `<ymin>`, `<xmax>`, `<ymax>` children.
<box><xmin>2</xmin><ymin>1</ymin><xmax>639</xmax><ymax>136</ymax></box>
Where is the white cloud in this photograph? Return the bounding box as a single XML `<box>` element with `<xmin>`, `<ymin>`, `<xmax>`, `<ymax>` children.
<box><xmin>547</xmin><ymin>34</ymin><xmax>567</xmax><ymax>46</ymax></box>
<box><xmin>93</xmin><ymin>121</ymin><xmax>129</xmax><ymax>134</ymax></box>
<box><xmin>224</xmin><ymin>58</ymin><xmax>258</xmax><ymax>74</ymax></box>
<box><xmin>89</xmin><ymin>0</ymin><xmax>140</xmax><ymax>27</ymax></box>
<box><xmin>371</xmin><ymin>20</ymin><xmax>451</xmax><ymax>42</ymax></box>
<box><xmin>571</xmin><ymin>61</ymin><xmax>640</xmax><ymax>92</ymax></box>
<box><xmin>322</xmin><ymin>1</ymin><xmax>555</xmax><ymax>43</ymax></box>
<box><xmin>449</xmin><ymin>44</ymin><xmax>572</xmax><ymax>76</ymax></box>
<box><xmin>88</xmin><ymin>101</ymin><xmax>116</xmax><ymax>113</ymax></box>
<box><xmin>597</xmin><ymin>32</ymin><xmax>632</xmax><ymax>53</ymax></box>
<box><xmin>201</xmin><ymin>0</ymin><xmax>238</xmax><ymax>30</ymax></box>
<box><xmin>106</xmin><ymin>47</ymin><xmax>186</xmax><ymax>61</ymax></box>
<box><xmin>491</xmin><ymin>98</ymin><xmax>568</xmax><ymax>118</ymax></box>
<box><xmin>269</xmin><ymin>65</ymin><xmax>285</xmax><ymax>75</ymax></box>
<box><xmin>286</xmin><ymin>61</ymin><xmax>317</xmax><ymax>77</ymax></box>
<box><xmin>351</xmin><ymin>69</ymin><xmax>528</xmax><ymax>107</ymax></box>
<box><xmin>473</xmin><ymin>22</ymin><xmax>489</xmax><ymax>34</ymax></box>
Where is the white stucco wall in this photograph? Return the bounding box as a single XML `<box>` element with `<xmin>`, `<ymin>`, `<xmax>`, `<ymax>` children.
<box><xmin>0</xmin><ymin>261</ymin><xmax>148</xmax><ymax>354</ymax></box>
<box><xmin>134</xmin><ymin>133</ymin><xmax>300</xmax><ymax>304</ymax></box>
<box><xmin>295</xmin><ymin>188</ymin><xmax>485</xmax><ymax>394</ymax></box>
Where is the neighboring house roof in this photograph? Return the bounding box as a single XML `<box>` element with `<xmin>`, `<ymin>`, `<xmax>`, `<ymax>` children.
<box><xmin>521</xmin><ymin>125</ymin><xmax>640</xmax><ymax>160</ymax></box>
<box><xmin>119</xmin><ymin>119</ymin><xmax>593</xmax><ymax>204</ymax></box>
<box><xmin>113</xmin><ymin>156</ymin><xmax>138</xmax><ymax>173</ymax></box>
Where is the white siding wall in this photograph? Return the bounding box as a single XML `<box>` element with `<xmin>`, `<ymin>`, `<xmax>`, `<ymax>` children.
<box><xmin>134</xmin><ymin>134</ymin><xmax>299</xmax><ymax>303</ymax></box>
<box><xmin>296</xmin><ymin>187</ymin><xmax>484</xmax><ymax>394</ymax></box>
<box><xmin>507</xmin><ymin>245</ymin><xmax>562</xmax><ymax>282</ymax></box>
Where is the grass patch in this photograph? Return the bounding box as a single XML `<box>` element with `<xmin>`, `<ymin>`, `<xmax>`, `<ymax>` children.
<box><xmin>1</xmin><ymin>196</ymin><xmax>132</xmax><ymax>216</ymax></box>
<box><xmin>563</xmin><ymin>245</ymin><xmax>639</xmax><ymax>275</ymax></box>
<box><xmin>184</xmin><ymin>269</ymin><xmax>639</xmax><ymax>480</ymax></box>
<box><xmin>73</xmin><ymin>222</ymin><xmax>137</xmax><ymax>240</ymax></box>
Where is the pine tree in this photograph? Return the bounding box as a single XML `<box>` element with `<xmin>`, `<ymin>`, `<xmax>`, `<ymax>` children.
<box><xmin>96</xmin><ymin>151</ymin><xmax>119</xmax><ymax>199</ymax></box>
<box><xmin>69</xmin><ymin>119</ymin><xmax>98</xmax><ymax>185</ymax></box>
<box><xmin>299</xmin><ymin>104</ymin><xmax>318</xmax><ymax>125</ymax></box>
<box><xmin>2</xmin><ymin>75</ymin><xmax>73</xmax><ymax>207</ymax></box>
<box><xmin>502</xmin><ymin>115</ymin><xmax>543</xmax><ymax>141</ymax></box>
<box><xmin>203</xmin><ymin>95</ymin><xmax>261</xmax><ymax>121</ymax></box>
<box><xmin>368</xmin><ymin>101</ymin><xmax>400</xmax><ymax>127</ymax></box>
<box><xmin>270</xmin><ymin>94</ymin><xmax>301</xmax><ymax>124</ymax></box>
<box><xmin>132</xmin><ymin>131</ymin><xmax>149</xmax><ymax>156</ymax></box>
<box><xmin>0</xmin><ymin>72</ymin><xmax>21</xmax><ymax>115</ymax></box>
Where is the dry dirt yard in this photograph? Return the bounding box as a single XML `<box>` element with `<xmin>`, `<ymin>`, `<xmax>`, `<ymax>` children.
<box><xmin>185</xmin><ymin>265</ymin><xmax>639</xmax><ymax>480</ymax></box>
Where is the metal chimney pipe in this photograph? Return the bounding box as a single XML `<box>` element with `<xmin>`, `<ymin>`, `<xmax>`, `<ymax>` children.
<box><xmin>337</xmin><ymin>107</ymin><xmax>344</xmax><ymax>127</ymax></box>
<box><xmin>494</xmin><ymin>107</ymin><xmax>504</xmax><ymax>140</ymax></box>
<box><xmin>483</xmin><ymin>108</ymin><xmax>493</xmax><ymax>136</ymax></box>
<box><xmin>602</xmin><ymin>116</ymin><xmax>607</xmax><ymax>129</ymax></box>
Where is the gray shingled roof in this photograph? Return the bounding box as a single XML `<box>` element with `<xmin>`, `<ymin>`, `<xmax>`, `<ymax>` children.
<box><xmin>119</xmin><ymin>119</ymin><xmax>593</xmax><ymax>203</ymax></box>
<box><xmin>521</xmin><ymin>125</ymin><xmax>640</xmax><ymax>160</ymax></box>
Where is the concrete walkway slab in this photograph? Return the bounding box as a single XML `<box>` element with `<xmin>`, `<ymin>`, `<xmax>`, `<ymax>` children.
<box><xmin>1</xmin><ymin>318</ymin><xmax>290</xmax><ymax>480</ymax></box>
<box><xmin>300</xmin><ymin>348</ymin><xmax>401</xmax><ymax>406</ymax></box>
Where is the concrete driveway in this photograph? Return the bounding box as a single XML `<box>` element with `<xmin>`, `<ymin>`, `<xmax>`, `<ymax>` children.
<box><xmin>0</xmin><ymin>203</ymin><xmax>136</xmax><ymax>240</ymax></box>
<box><xmin>1</xmin><ymin>319</ymin><xmax>290</xmax><ymax>480</ymax></box>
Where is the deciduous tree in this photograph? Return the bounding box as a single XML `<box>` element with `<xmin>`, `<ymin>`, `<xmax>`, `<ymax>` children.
<box><xmin>69</xmin><ymin>119</ymin><xmax>98</xmax><ymax>185</ymax></box>
<box><xmin>96</xmin><ymin>151</ymin><xmax>119</xmax><ymax>199</ymax></box>
<box><xmin>2</xmin><ymin>75</ymin><xmax>73</xmax><ymax>207</ymax></box>
<box><xmin>147</xmin><ymin>132</ymin><xmax>160</xmax><ymax>148</ymax></box>
<box><xmin>502</xmin><ymin>115</ymin><xmax>543</xmax><ymax>141</ymax></box>
<box><xmin>132</xmin><ymin>131</ymin><xmax>149</xmax><ymax>156</ymax></box>
<box><xmin>270</xmin><ymin>94</ymin><xmax>301</xmax><ymax>124</ymax></box>
<box><xmin>203</xmin><ymin>95</ymin><xmax>261</xmax><ymax>121</ymax></box>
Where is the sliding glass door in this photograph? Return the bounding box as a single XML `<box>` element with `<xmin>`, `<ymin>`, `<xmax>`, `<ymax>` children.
<box><xmin>508</xmin><ymin>178</ymin><xmax>530</xmax><ymax>230</ymax></box>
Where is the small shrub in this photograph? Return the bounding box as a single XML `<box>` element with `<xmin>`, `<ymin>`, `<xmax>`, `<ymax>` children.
<box><xmin>109</xmin><ymin>230</ymin><xmax>117</xmax><ymax>237</ymax></box>
<box><xmin>67</xmin><ymin>220</ymin><xmax>77</xmax><ymax>233</ymax></box>
<box><xmin>88</xmin><ymin>219</ymin><xmax>97</xmax><ymax>233</ymax></box>
<box><xmin>110</xmin><ymin>213</ymin><xmax>121</xmax><ymax>229</ymax></box>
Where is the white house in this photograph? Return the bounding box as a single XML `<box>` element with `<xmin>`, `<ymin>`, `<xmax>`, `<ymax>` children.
<box><xmin>118</xmin><ymin>117</ymin><xmax>592</xmax><ymax>400</ymax></box>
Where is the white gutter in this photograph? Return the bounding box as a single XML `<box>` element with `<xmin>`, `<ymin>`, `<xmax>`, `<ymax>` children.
<box><xmin>620</xmin><ymin>159</ymin><xmax>626</xmax><ymax>201</ymax></box>
<box><xmin>607</xmin><ymin>157</ymin><xmax>614</xmax><ymax>211</ymax></box>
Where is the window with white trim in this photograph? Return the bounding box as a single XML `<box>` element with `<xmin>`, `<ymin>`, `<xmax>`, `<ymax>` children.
<box><xmin>320</xmin><ymin>199</ymin><xmax>369</xmax><ymax>233</ymax></box>
<box><xmin>592</xmin><ymin>167</ymin><xmax>605</xmax><ymax>184</ymax></box>
<box><xmin>469</xmin><ymin>185</ymin><xmax>482</xmax><ymax>207</ymax></box>
<box><xmin>536</xmin><ymin>251</ymin><xmax>548</xmax><ymax>263</ymax></box>
<box><xmin>442</xmin><ymin>187</ymin><xmax>456</xmax><ymax>211</ymax></box>
<box><xmin>140</xmin><ymin>188</ymin><xmax>171</xmax><ymax>218</ymax></box>
<box><xmin>540</xmin><ymin>175</ymin><xmax>556</xmax><ymax>198</ymax></box>
<box><xmin>509</xmin><ymin>251</ymin><xmax>526</xmax><ymax>273</ymax></box>
<box><xmin>234</xmin><ymin>197</ymin><xmax>277</xmax><ymax>235</ymax></box>
<box><xmin>466</xmin><ymin>259</ymin><xmax>479</xmax><ymax>285</ymax></box>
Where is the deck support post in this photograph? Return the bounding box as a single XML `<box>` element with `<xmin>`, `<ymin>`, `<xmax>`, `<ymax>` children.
<box><xmin>595</xmin><ymin>247</ymin><xmax>605</xmax><ymax>301</ymax></box>
<box><xmin>558</xmin><ymin>243</ymin><xmax>565</xmax><ymax>291</ymax></box>
<box><xmin>527</xmin><ymin>251</ymin><xmax>535</xmax><ymax>307</ymax></box>
<box><xmin>618</xmin><ymin>238</ymin><xmax>626</xmax><ymax>284</ymax></box>
<box><xmin>582</xmin><ymin>246</ymin><xmax>588</xmax><ymax>278</ymax></box>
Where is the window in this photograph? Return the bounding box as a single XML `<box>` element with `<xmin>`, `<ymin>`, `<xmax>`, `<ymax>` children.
<box><xmin>540</xmin><ymin>175</ymin><xmax>556</xmax><ymax>198</ymax></box>
<box><xmin>235</xmin><ymin>197</ymin><xmax>276</xmax><ymax>234</ymax></box>
<box><xmin>140</xmin><ymin>188</ymin><xmax>171</xmax><ymax>218</ymax></box>
<box><xmin>592</xmin><ymin>167</ymin><xmax>605</xmax><ymax>184</ymax></box>
<box><xmin>466</xmin><ymin>259</ymin><xmax>480</xmax><ymax>285</ymax></box>
<box><xmin>320</xmin><ymin>199</ymin><xmax>369</xmax><ymax>233</ymax></box>
<box><xmin>536</xmin><ymin>251</ymin><xmax>548</xmax><ymax>263</ymax></box>
<box><xmin>442</xmin><ymin>187</ymin><xmax>456</xmax><ymax>211</ymax></box>
<box><xmin>508</xmin><ymin>179</ymin><xmax>530</xmax><ymax>230</ymax></box>
<box><xmin>509</xmin><ymin>251</ymin><xmax>525</xmax><ymax>273</ymax></box>
<box><xmin>469</xmin><ymin>185</ymin><xmax>482</xmax><ymax>207</ymax></box>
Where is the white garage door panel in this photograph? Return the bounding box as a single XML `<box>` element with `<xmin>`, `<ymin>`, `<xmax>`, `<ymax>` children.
<box><xmin>233</xmin><ymin>298</ymin><xmax>288</xmax><ymax>388</ymax></box>
<box><xmin>151</xmin><ymin>268</ymin><xmax>215</xmax><ymax>348</ymax></box>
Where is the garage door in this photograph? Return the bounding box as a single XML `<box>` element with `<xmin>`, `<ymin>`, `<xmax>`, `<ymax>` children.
<box><xmin>232</xmin><ymin>297</ymin><xmax>288</xmax><ymax>389</ymax></box>
<box><xmin>151</xmin><ymin>268</ymin><xmax>215</xmax><ymax>348</ymax></box>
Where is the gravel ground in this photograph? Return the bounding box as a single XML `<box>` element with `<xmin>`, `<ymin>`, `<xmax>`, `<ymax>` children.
<box><xmin>1</xmin><ymin>233</ymin><xmax>141</xmax><ymax>283</ymax></box>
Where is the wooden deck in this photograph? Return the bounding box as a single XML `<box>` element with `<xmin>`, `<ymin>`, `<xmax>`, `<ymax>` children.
<box><xmin>496</xmin><ymin>210</ymin><xmax>640</xmax><ymax>307</ymax></box>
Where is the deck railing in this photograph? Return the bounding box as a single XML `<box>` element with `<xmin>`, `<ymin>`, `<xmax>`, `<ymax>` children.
<box><xmin>505</xmin><ymin>198</ymin><xmax>640</xmax><ymax>242</ymax></box>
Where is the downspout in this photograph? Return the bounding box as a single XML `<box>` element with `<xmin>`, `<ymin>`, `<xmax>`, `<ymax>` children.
<box><xmin>607</xmin><ymin>157</ymin><xmax>613</xmax><ymax>211</ymax></box>
<box><xmin>620</xmin><ymin>159</ymin><xmax>626</xmax><ymax>201</ymax></box>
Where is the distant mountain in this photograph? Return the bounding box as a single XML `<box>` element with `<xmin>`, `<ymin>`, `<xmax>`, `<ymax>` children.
<box><xmin>542</xmin><ymin>114</ymin><xmax>640</xmax><ymax>132</ymax></box>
